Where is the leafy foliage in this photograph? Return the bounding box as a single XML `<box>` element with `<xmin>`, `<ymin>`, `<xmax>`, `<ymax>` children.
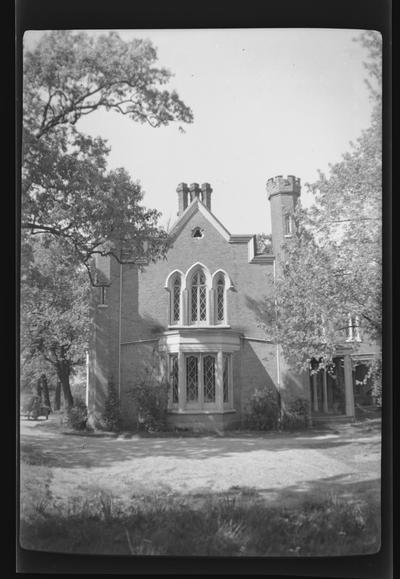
<box><xmin>280</xmin><ymin>397</ymin><xmax>310</xmax><ymax>431</ymax></box>
<box><xmin>244</xmin><ymin>386</ymin><xmax>280</xmax><ymax>431</ymax></box>
<box><xmin>66</xmin><ymin>398</ymin><xmax>89</xmax><ymax>431</ymax></box>
<box><xmin>24</xmin><ymin>31</ymin><xmax>193</xmax><ymax>139</ymax></box>
<box><xmin>255</xmin><ymin>233</ymin><xmax>273</xmax><ymax>254</ymax></box>
<box><xmin>21</xmin><ymin>235</ymin><xmax>90</xmax><ymax>408</ymax></box>
<box><xmin>22</xmin><ymin>30</ymin><xmax>193</xmax><ymax>276</ymax></box>
<box><xmin>265</xmin><ymin>31</ymin><xmax>382</xmax><ymax>374</ymax></box>
<box><xmin>101</xmin><ymin>380</ymin><xmax>122</xmax><ymax>432</ymax></box>
<box><xmin>129</xmin><ymin>372</ymin><xmax>169</xmax><ymax>432</ymax></box>
<box><xmin>244</xmin><ymin>386</ymin><xmax>309</xmax><ymax>431</ymax></box>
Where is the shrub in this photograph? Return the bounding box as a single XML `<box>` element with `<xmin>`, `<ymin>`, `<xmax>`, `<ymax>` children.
<box><xmin>101</xmin><ymin>380</ymin><xmax>121</xmax><ymax>432</ymax></box>
<box><xmin>66</xmin><ymin>397</ymin><xmax>88</xmax><ymax>431</ymax></box>
<box><xmin>368</xmin><ymin>356</ymin><xmax>382</xmax><ymax>406</ymax></box>
<box><xmin>244</xmin><ymin>386</ymin><xmax>280</xmax><ymax>431</ymax></box>
<box><xmin>280</xmin><ymin>397</ymin><xmax>310</xmax><ymax>430</ymax></box>
<box><xmin>129</xmin><ymin>375</ymin><xmax>169</xmax><ymax>432</ymax></box>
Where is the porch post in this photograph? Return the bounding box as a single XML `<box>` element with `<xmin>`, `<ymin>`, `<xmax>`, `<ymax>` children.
<box><xmin>216</xmin><ymin>350</ymin><xmax>224</xmax><ymax>411</ymax></box>
<box><xmin>343</xmin><ymin>354</ymin><xmax>355</xmax><ymax>417</ymax></box>
<box><xmin>312</xmin><ymin>373</ymin><xmax>319</xmax><ymax>412</ymax></box>
<box><xmin>322</xmin><ymin>369</ymin><xmax>329</xmax><ymax>413</ymax></box>
<box><xmin>178</xmin><ymin>351</ymin><xmax>186</xmax><ymax>411</ymax></box>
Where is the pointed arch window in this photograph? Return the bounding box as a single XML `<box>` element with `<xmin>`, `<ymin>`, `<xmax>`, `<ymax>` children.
<box><xmin>216</xmin><ymin>275</ymin><xmax>225</xmax><ymax>323</ymax></box>
<box><xmin>172</xmin><ymin>276</ymin><xmax>181</xmax><ymax>323</ymax></box>
<box><xmin>190</xmin><ymin>270</ymin><xmax>207</xmax><ymax>323</ymax></box>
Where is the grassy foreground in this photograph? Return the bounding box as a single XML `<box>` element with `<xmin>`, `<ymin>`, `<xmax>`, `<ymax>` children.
<box><xmin>20</xmin><ymin>462</ymin><xmax>380</xmax><ymax>557</ymax></box>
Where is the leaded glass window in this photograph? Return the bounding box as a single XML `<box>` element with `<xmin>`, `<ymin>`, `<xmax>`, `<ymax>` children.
<box><xmin>223</xmin><ymin>354</ymin><xmax>229</xmax><ymax>403</ymax></box>
<box><xmin>172</xmin><ymin>276</ymin><xmax>181</xmax><ymax>323</ymax></box>
<box><xmin>186</xmin><ymin>355</ymin><xmax>198</xmax><ymax>402</ymax></box>
<box><xmin>203</xmin><ymin>355</ymin><xmax>216</xmax><ymax>403</ymax></box>
<box><xmin>216</xmin><ymin>275</ymin><xmax>225</xmax><ymax>322</ymax></box>
<box><xmin>170</xmin><ymin>354</ymin><xmax>179</xmax><ymax>404</ymax></box>
<box><xmin>191</xmin><ymin>270</ymin><xmax>207</xmax><ymax>323</ymax></box>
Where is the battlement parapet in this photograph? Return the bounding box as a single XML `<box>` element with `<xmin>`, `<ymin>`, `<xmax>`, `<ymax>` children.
<box><xmin>266</xmin><ymin>175</ymin><xmax>301</xmax><ymax>199</ymax></box>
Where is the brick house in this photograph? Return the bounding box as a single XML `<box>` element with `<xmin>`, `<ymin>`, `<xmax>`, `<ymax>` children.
<box><xmin>87</xmin><ymin>175</ymin><xmax>379</xmax><ymax>431</ymax></box>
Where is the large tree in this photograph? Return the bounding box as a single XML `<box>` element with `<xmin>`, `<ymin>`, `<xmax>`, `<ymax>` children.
<box><xmin>20</xmin><ymin>31</ymin><xmax>193</xmax><ymax>407</ymax></box>
<box><xmin>21</xmin><ymin>30</ymin><xmax>193</xmax><ymax>275</ymax></box>
<box><xmin>21</xmin><ymin>237</ymin><xmax>91</xmax><ymax>409</ymax></box>
<box><xmin>267</xmin><ymin>31</ymin><xmax>382</xmax><ymax>375</ymax></box>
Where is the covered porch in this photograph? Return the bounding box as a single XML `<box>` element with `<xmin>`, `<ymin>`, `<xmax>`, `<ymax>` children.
<box><xmin>310</xmin><ymin>347</ymin><xmax>379</xmax><ymax>422</ymax></box>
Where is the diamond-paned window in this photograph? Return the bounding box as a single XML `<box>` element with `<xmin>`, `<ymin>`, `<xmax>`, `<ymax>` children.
<box><xmin>203</xmin><ymin>355</ymin><xmax>216</xmax><ymax>403</ymax></box>
<box><xmin>172</xmin><ymin>276</ymin><xmax>181</xmax><ymax>323</ymax></box>
<box><xmin>216</xmin><ymin>275</ymin><xmax>225</xmax><ymax>322</ymax></box>
<box><xmin>223</xmin><ymin>354</ymin><xmax>229</xmax><ymax>403</ymax></box>
<box><xmin>186</xmin><ymin>355</ymin><xmax>198</xmax><ymax>402</ymax></box>
<box><xmin>191</xmin><ymin>285</ymin><xmax>198</xmax><ymax>321</ymax></box>
<box><xmin>191</xmin><ymin>270</ymin><xmax>207</xmax><ymax>323</ymax></box>
<box><xmin>199</xmin><ymin>287</ymin><xmax>207</xmax><ymax>320</ymax></box>
<box><xmin>170</xmin><ymin>354</ymin><xmax>179</xmax><ymax>404</ymax></box>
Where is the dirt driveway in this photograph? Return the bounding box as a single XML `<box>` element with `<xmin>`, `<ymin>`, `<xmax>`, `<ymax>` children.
<box><xmin>19</xmin><ymin>416</ymin><xmax>381</xmax><ymax>508</ymax></box>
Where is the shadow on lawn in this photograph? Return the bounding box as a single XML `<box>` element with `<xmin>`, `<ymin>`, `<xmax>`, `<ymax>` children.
<box><xmin>19</xmin><ymin>421</ymin><xmax>381</xmax><ymax>470</ymax></box>
<box><xmin>224</xmin><ymin>474</ymin><xmax>381</xmax><ymax>507</ymax></box>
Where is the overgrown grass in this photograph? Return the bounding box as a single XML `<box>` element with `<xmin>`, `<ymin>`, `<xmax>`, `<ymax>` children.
<box><xmin>19</xmin><ymin>482</ymin><xmax>380</xmax><ymax>556</ymax></box>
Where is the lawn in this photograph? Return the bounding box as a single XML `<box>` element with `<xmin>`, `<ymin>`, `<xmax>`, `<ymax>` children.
<box><xmin>19</xmin><ymin>414</ymin><xmax>381</xmax><ymax>556</ymax></box>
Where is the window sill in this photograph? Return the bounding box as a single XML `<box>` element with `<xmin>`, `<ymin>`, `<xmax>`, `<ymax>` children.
<box><xmin>168</xmin><ymin>409</ymin><xmax>236</xmax><ymax>415</ymax></box>
<box><xmin>167</xmin><ymin>324</ymin><xmax>231</xmax><ymax>330</ymax></box>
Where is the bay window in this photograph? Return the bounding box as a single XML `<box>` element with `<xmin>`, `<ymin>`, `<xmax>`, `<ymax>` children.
<box><xmin>167</xmin><ymin>351</ymin><xmax>233</xmax><ymax>411</ymax></box>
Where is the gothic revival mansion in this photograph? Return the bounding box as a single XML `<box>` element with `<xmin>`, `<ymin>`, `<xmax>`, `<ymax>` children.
<box><xmin>87</xmin><ymin>176</ymin><xmax>378</xmax><ymax>431</ymax></box>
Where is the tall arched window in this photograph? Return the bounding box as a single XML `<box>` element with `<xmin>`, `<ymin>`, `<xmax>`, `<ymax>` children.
<box><xmin>190</xmin><ymin>270</ymin><xmax>207</xmax><ymax>323</ymax></box>
<box><xmin>216</xmin><ymin>275</ymin><xmax>225</xmax><ymax>323</ymax></box>
<box><xmin>172</xmin><ymin>276</ymin><xmax>181</xmax><ymax>323</ymax></box>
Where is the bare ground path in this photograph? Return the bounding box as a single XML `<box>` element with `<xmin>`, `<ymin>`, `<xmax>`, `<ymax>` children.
<box><xmin>19</xmin><ymin>415</ymin><xmax>381</xmax><ymax>508</ymax></box>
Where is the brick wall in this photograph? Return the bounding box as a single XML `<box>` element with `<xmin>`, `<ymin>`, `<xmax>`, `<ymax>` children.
<box><xmin>89</xmin><ymin>200</ymin><xmax>309</xmax><ymax>429</ymax></box>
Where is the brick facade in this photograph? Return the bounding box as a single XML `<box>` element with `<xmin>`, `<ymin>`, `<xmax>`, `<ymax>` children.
<box><xmin>88</xmin><ymin>176</ymin><xmax>311</xmax><ymax>431</ymax></box>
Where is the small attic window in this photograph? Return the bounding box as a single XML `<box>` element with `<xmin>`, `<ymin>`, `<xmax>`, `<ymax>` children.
<box><xmin>192</xmin><ymin>227</ymin><xmax>204</xmax><ymax>239</ymax></box>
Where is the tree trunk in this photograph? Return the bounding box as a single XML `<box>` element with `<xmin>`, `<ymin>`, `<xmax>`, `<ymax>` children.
<box><xmin>41</xmin><ymin>374</ymin><xmax>52</xmax><ymax>410</ymax></box>
<box><xmin>54</xmin><ymin>380</ymin><xmax>61</xmax><ymax>411</ymax></box>
<box><xmin>35</xmin><ymin>377</ymin><xmax>42</xmax><ymax>399</ymax></box>
<box><xmin>57</xmin><ymin>361</ymin><xmax>74</xmax><ymax>410</ymax></box>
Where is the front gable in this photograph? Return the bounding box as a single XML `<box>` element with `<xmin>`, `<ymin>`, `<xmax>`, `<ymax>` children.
<box><xmin>169</xmin><ymin>198</ymin><xmax>231</xmax><ymax>243</ymax></box>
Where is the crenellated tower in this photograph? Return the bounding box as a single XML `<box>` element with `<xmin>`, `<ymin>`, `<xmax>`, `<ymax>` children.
<box><xmin>266</xmin><ymin>175</ymin><xmax>301</xmax><ymax>263</ymax></box>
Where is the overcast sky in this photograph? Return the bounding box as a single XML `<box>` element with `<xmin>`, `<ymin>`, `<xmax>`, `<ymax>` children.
<box><xmin>24</xmin><ymin>28</ymin><xmax>377</xmax><ymax>234</ymax></box>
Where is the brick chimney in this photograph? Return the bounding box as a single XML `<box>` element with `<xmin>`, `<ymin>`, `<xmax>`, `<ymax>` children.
<box><xmin>177</xmin><ymin>182</ymin><xmax>213</xmax><ymax>215</ymax></box>
<box><xmin>201</xmin><ymin>183</ymin><xmax>212</xmax><ymax>211</ymax></box>
<box><xmin>177</xmin><ymin>183</ymin><xmax>189</xmax><ymax>215</ymax></box>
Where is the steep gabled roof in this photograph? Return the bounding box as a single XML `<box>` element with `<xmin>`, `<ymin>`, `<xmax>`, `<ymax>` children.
<box><xmin>168</xmin><ymin>197</ymin><xmax>232</xmax><ymax>241</ymax></box>
<box><xmin>167</xmin><ymin>197</ymin><xmax>274</xmax><ymax>264</ymax></box>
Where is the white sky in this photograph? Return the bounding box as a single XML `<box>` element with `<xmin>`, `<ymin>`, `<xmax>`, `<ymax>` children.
<box><xmin>24</xmin><ymin>28</ymin><xmax>377</xmax><ymax>234</ymax></box>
